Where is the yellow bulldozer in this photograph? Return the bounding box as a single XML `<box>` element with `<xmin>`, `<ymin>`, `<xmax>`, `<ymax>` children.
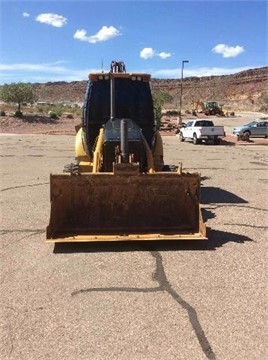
<box><xmin>192</xmin><ymin>100</ymin><xmax>225</xmax><ymax>116</ymax></box>
<box><xmin>46</xmin><ymin>61</ymin><xmax>207</xmax><ymax>243</ymax></box>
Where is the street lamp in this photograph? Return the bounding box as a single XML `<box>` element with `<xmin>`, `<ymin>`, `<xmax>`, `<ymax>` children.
<box><xmin>179</xmin><ymin>60</ymin><xmax>189</xmax><ymax>123</ymax></box>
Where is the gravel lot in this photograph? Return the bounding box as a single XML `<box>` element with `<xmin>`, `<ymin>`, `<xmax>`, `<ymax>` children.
<box><xmin>0</xmin><ymin>118</ymin><xmax>267</xmax><ymax>359</ymax></box>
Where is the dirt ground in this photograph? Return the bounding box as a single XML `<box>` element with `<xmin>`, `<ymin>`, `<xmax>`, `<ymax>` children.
<box><xmin>1</xmin><ymin>111</ymin><xmax>267</xmax><ymax>146</ymax></box>
<box><xmin>1</xmin><ymin>132</ymin><xmax>267</xmax><ymax>360</ymax></box>
<box><xmin>0</xmin><ymin>114</ymin><xmax>79</xmax><ymax>136</ymax></box>
<box><xmin>1</xmin><ymin>110</ymin><xmax>267</xmax><ymax>360</ymax></box>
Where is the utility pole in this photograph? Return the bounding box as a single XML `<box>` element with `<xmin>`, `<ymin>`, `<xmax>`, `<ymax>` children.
<box><xmin>179</xmin><ymin>60</ymin><xmax>189</xmax><ymax>124</ymax></box>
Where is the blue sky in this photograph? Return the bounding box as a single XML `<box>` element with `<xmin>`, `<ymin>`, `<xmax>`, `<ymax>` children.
<box><xmin>0</xmin><ymin>0</ymin><xmax>267</xmax><ymax>84</ymax></box>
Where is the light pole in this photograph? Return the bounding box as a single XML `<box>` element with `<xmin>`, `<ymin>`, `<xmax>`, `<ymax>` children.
<box><xmin>179</xmin><ymin>60</ymin><xmax>189</xmax><ymax>123</ymax></box>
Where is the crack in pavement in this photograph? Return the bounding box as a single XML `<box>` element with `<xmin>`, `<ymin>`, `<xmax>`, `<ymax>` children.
<box><xmin>0</xmin><ymin>229</ymin><xmax>44</xmax><ymax>249</ymax></box>
<box><xmin>152</xmin><ymin>251</ymin><xmax>215</xmax><ymax>360</ymax></box>
<box><xmin>72</xmin><ymin>286</ymin><xmax>161</xmax><ymax>295</ymax></box>
<box><xmin>223</xmin><ymin>223</ymin><xmax>268</xmax><ymax>229</ymax></box>
<box><xmin>72</xmin><ymin>250</ymin><xmax>216</xmax><ymax>360</ymax></box>
<box><xmin>0</xmin><ymin>229</ymin><xmax>44</xmax><ymax>234</ymax></box>
<box><xmin>1</xmin><ymin>182</ymin><xmax>49</xmax><ymax>192</ymax></box>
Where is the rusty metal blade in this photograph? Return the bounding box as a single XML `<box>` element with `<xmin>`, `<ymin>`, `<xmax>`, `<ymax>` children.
<box><xmin>46</xmin><ymin>172</ymin><xmax>207</xmax><ymax>242</ymax></box>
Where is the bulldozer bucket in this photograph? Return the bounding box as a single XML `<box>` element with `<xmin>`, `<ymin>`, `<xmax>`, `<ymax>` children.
<box><xmin>46</xmin><ymin>169</ymin><xmax>207</xmax><ymax>242</ymax></box>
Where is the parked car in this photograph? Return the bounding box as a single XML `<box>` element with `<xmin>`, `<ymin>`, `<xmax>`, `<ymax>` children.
<box><xmin>178</xmin><ymin>119</ymin><xmax>225</xmax><ymax>145</ymax></box>
<box><xmin>233</xmin><ymin>118</ymin><xmax>268</xmax><ymax>139</ymax></box>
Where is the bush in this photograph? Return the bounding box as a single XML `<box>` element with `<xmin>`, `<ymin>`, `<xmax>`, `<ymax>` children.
<box><xmin>0</xmin><ymin>110</ymin><xmax>6</xmax><ymax>116</ymax></box>
<box><xmin>165</xmin><ymin>110</ymin><xmax>180</xmax><ymax>116</ymax></box>
<box><xmin>14</xmin><ymin>110</ymin><xmax>23</xmax><ymax>118</ymax></box>
<box><xmin>48</xmin><ymin>111</ymin><xmax>59</xmax><ymax>119</ymax></box>
<box><xmin>53</xmin><ymin>104</ymin><xmax>64</xmax><ymax>117</ymax></box>
<box><xmin>37</xmin><ymin>107</ymin><xmax>44</xmax><ymax>113</ymax></box>
<box><xmin>259</xmin><ymin>104</ymin><xmax>268</xmax><ymax>113</ymax></box>
<box><xmin>259</xmin><ymin>97</ymin><xmax>268</xmax><ymax>113</ymax></box>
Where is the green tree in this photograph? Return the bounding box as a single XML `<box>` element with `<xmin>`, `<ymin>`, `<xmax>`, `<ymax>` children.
<box><xmin>0</xmin><ymin>82</ymin><xmax>37</xmax><ymax>115</ymax></box>
<box><xmin>152</xmin><ymin>90</ymin><xmax>173</xmax><ymax>128</ymax></box>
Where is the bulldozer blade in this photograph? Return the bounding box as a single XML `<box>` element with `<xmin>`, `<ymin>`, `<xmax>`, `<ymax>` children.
<box><xmin>46</xmin><ymin>172</ymin><xmax>207</xmax><ymax>242</ymax></box>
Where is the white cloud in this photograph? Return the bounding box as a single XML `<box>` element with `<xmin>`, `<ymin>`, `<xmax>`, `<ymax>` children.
<box><xmin>36</xmin><ymin>13</ymin><xmax>67</xmax><ymax>28</ymax></box>
<box><xmin>140</xmin><ymin>48</ymin><xmax>155</xmax><ymax>59</ymax></box>
<box><xmin>22</xmin><ymin>12</ymin><xmax>30</xmax><ymax>18</ymax></box>
<box><xmin>0</xmin><ymin>62</ymin><xmax>100</xmax><ymax>83</ymax></box>
<box><xmin>153</xmin><ymin>66</ymin><xmax>252</xmax><ymax>78</ymax></box>
<box><xmin>158</xmin><ymin>52</ymin><xmax>171</xmax><ymax>59</ymax></box>
<box><xmin>73</xmin><ymin>29</ymin><xmax>87</xmax><ymax>41</ymax></box>
<box><xmin>212</xmin><ymin>44</ymin><xmax>244</xmax><ymax>58</ymax></box>
<box><xmin>0</xmin><ymin>62</ymin><xmax>67</xmax><ymax>73</ymax></box>
<box><xmin>140</xmin><ymin>47</ymin><xmax>171</xmax><ymax>60</ymax></box>
<box><xmin>74</xmin><ymin>26</ymin><xmax>121</xmax><ymax>43</ymax></box>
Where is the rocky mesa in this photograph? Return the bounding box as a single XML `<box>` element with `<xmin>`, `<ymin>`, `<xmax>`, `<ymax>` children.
<box><xmin>33</xmin><ymin>66</ymin><xmax>268</xmax><ymax>112</ymax></box>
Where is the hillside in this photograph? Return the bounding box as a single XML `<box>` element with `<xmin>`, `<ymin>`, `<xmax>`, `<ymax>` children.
<box><xmin>32</xmin><ymin>66</ymin><xmax>267</xmax><ymax>112</ymax></box>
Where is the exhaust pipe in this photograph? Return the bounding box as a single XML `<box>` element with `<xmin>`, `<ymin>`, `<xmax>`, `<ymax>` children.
<box><xmin>110</xmin><ymin>74</ymin><xmax>115</xmax><ymax>119</ymax></box>
<box><xmin>120</xmin><ymin>119</ymin><xmax>129</xmax><ymax>163</ymax></box>
<box><xmin>110</xmin><ymin>73</ymin><xmax>129</xmax><ymax>163</ymax></box>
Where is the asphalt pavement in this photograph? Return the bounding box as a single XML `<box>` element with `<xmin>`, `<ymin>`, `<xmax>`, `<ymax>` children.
<box><xmin>0</xmin><ymin>133</ymin><xmax>267</xmax><ymax>360</ymax></box>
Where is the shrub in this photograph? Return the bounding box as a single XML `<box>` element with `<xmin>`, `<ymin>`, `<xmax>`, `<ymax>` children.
<box><xmin>0</xmin><ymin>110</ymin><xmax>6</xmax><ymax>116</ymax></box>
<box><xmin>259</xmin><ymin>97</ymin><xmax>268</xmax><ymax>113</ymax></box>
<box><xmin>259</xmin><ymin>105</ymin><xmax>268</xmax><ymax>113</ymax></box>
<box><xmin>14</xmin><ymin>110</ymin><xmax>23</xmax><ymax>118</ymax></box>
<box><xmin>165</xmin><ymin>110</ymin><xmax>180</xmax><ymax>116</ymax></box>
<box><xmin>53</xmin><ymin>104</ymin><xmax>64</xmax><ymax>117</ymax></box>
<box><xmin>48</xmin><ymin>111</ymin><xmax>59</xmax><ymax>120</ymax></box>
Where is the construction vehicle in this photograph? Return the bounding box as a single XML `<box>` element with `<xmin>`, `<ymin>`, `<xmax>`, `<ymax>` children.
<box><xmin>192</xmin><ymin>100</ymin><xmax>206</xmax><ymax>115</ymax></box>
<box><xmin>204</xmin><ymin>101</ymin><xmax>224</xmax><ymax>116</ymax></box>
<box><xmin>46</xmin><ymin>61</ymin><xmax>207</xmax><ymax>243</ymax></box>
<box><xmin>192</xmin><ymin>100</ymin><xmax>224</xmax><ymax>116</ymax></box>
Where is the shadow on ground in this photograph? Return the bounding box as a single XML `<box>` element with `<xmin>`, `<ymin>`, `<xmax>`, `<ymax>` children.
<box><xmin>201</xmin><ymin>186</ymin><xmax>248</xmax><ymax>204</ymax></box>
<box><xmin>53</xmin><ymin>228</ymin><xmax>252</xmax><ymax>254</ymax></box>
